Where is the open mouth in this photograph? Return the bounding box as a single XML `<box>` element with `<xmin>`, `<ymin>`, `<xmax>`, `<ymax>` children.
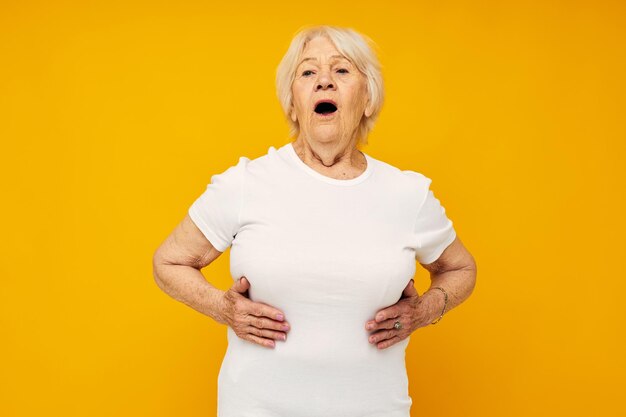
<box><xmin>314</xmin><ymin>100</ymin><xmax>338</xmax><ymax>115</ymax></box>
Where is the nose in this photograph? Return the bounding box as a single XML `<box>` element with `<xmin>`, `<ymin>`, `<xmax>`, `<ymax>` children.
<box><xmin>315</xmin><ymin>67</ymin><xmax>335</xmax><ymax>91</ymax></box>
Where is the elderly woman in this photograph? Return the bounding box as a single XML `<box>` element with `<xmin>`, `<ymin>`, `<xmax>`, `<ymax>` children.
<box><xmin>153</xmin><ymin>25</ymin><xmax>477</xmax><ymax>417</ymax></box>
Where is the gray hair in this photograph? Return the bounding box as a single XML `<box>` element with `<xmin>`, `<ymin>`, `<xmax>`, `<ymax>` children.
<box><xmin>275</xmin><ymin>25</ymin><xmax>385</xmax><ymax>146</ymax></box>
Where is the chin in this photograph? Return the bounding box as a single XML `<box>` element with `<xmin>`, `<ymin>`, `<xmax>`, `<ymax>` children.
<box><xmin>312</xmin><ymin>124</ymin><xmax>341</xmax><ymax>135</ymax></box>
<box><xmin>310</xmin><ymin>132</ymin><xmax>341</xmax><ymax>143</ymax></box>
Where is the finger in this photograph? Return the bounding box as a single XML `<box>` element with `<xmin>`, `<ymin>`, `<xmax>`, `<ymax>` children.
<box><xmin>368</xmin><ymin>328</ymin><xmax>397</xmax><ymax>345</ymax></box>
<box><xmin>234</xmin><ymin>276</ymin><xmax>250</xmax><ymax>293</ymax></box>
<box><xmin>246</xmin><ymin>314</ymin><xmax>291</xmax><ymax>333</ymax></box>
<box><xmin>365</xmin><ymin>320</ymin><xmax>377</xmax><ymax>331</ymax></box>
<box><xmin>244</xmin><ymin>300</ymin><xmax>287</xmax><ymax>323</ymax></box>
<box><xmin>377</xmin><ymin>335</ymin><xmax>402</xmax><ymax>350</ymax></box>
<box><xmin>365</xmin><ymin>317</ymin><xmax>394</xmax><ymax>331</ymax></box>
<box><xmin>375</xmin><ymin>308</ymin><xmax>400</xmax><ymax>323</ymax></box>
<box><xmin>402</xmin><ymin>279</ymin><xmax>418</xmax><ymax>297</ymax></box>
<box><xmin>247</xmin><ymin>325</ymin><xmax>288</xmax><ymax>342</ymax></box>
<box><xmin>245</xmin><ymin>333</ymin><xmax>276</xmax><ymax>349</ymax></box>
<box><xmin>370</xmin><ymin>317</ymin><xmax>404</xmax><ymax>331</ymax></box>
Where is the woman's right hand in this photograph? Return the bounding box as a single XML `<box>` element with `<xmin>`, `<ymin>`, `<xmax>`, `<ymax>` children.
<box><xmin>218</xmin><ymin>276</ymin><xmax>290</xmax><ymax>349</ymax></box>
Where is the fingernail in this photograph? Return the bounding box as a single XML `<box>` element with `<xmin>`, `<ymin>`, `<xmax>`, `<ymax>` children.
<box><xmin>282</xmin><ymin>324</ymin><xmax>290</xmax><ymax>331</ymax></box>
<box><xmin>276</xmin><ymin>314</ymin><xmax>284</xmax><ymax>321</ymax></box>
<box><xmin>281</xmin><ymin>334</ymin><xmax>286</xmax><ymax>340</ymax></box>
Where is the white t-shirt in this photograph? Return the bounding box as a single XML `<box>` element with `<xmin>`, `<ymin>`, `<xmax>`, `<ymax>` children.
<box><xmin>188</xmin><ymin>142</ymin><xmax>456</xmax><ymax>417</ymax></box>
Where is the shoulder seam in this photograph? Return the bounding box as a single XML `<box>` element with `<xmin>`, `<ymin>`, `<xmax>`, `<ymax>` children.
<box><xmin>237</xmin><ymin>158</ymin><xmax>247</xmax><ymax>228</ymax></box>
<box><xmin>410</xmin><ymin>174</ymin><xmax>433</xmax><ymax>249</ymax></box>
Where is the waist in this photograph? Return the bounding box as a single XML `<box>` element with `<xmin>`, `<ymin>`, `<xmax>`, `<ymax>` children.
<box><xmin>229</xmin><ymin>313</ymin><xmax>409</xmax><ymax>362</ymax></box>
<box><xmin>219</xmin><ymin>331</ymin><xmax>412</xmax><ymax>416</ymax></box>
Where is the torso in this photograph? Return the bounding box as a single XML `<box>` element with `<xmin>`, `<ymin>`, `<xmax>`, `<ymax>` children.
<box><xmin>216</xmin><ymin>142</ymin><xmax>429</xmax><ymax>417</ymax></box>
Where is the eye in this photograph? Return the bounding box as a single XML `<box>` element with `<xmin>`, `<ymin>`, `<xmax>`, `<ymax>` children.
<box><xmin>337</xmin><ymin>68</ymin><xmax>349</xmax><ymax>74</ymax></box>
<box><xmin>302</xmin><ymin>70</ymin><xmax>314</xmax><ymax>77</ymax></box>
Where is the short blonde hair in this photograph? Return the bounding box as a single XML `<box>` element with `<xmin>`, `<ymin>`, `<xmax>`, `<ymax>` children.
<box><xmin>275</xmin><ymin>25</ymin><xmax>385</xmax><ymax>146</ymax></box>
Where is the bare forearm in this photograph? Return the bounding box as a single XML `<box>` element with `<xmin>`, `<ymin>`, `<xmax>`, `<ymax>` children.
<box><xmin>416</xmin><ymin>266</ymin><xmax>477</xmax><ymax>327</ymax></box>
<box><xmin>153</xmin><ymin>263</ymin><xmax>226</xmax><ymax>325</ymax></box>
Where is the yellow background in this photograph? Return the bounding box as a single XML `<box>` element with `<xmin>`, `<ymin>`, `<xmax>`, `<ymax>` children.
<box><xmin>1</xmin><ymin>0</ymin><xmax>624</xmax><ymax>416</ymax></box>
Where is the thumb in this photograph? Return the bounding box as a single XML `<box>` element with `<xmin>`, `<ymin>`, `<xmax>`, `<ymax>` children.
<box><xmin>402</xmin><ymin>279</ymin><xmax>418</xmax><ymax>298</ymax></box>
<box><xmin>234</xmin><ymin>276</ymin><xmax>250</xmax><ymax>293</ymax></box>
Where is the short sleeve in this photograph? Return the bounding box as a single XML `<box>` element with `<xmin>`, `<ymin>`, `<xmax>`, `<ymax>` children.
<box><xmin>412</xmin><ymin>175</ymin><xmax>457</xmax><ymax>264</ymax></box>
<box><xmin>188</xmin><ymin>156</ymin><xmax>249</xmax><ymax>252</ymax></box>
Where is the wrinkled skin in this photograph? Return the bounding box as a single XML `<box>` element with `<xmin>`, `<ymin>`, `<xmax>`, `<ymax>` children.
<box><xmin>219</xmin><ymin>277</ymin><xmax>290</xmax><ymax>349</ymax></box>
<box><xmin>289</xmin><ymin>35</ymin><xmax>373</xmax><ymax>168</ymax></box>
<box><xmin>222</xmin><ymin>36</ymin><xmax>435</xmax><ymax>350</ymax></box>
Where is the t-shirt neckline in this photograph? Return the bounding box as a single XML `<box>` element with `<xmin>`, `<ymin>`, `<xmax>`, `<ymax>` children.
<box><xmin>285</xmin><ymin>142</ymin><xmax>374</xmax><ymax>186</ymax></box>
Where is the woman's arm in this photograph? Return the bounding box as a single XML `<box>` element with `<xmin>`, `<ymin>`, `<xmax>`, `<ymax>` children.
<box><xmin>153</xmin><ymin>214</ymin><xmax>291</xmax><ymax>348</ymax></box>
<box><xmin>418</xmin><ymin>235</ymin><xmax>477</xmax><ymax>324</ymax></box>
<box><xmin>366</xmin><ymin>235</ymin><xmax>477</xmax><ymax>349</ymax></box>
<box><xmin>152</xmin><ymin>214</ymin><xmax>228</xmax><ymax>324</ymax></box>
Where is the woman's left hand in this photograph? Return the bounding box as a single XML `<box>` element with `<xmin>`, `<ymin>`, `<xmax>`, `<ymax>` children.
<box><xmin>364</xmin><ymin>279</ymin><xmax>427</xmax><ymax>350</ymax></box>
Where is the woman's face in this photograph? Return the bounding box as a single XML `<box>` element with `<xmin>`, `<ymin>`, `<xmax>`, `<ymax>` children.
<box><xmin>291</xmin><ymin>36</ymin><xmax>372</xmax><ymax>145</ymax></box>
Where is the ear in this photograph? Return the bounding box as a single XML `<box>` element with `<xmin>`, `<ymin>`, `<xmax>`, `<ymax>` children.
<box><xmin>290</xmin><ymin>106</ymin><xmax>297</xmax><ymax>122</ymax></box>
<box><xmin>363</xmin><ymin>83</ymin><xmax>373</xmax><ymax>117</ymax></box>
<box><xmin>364</xmin><ymin>99</ymin><xmax>373</xmax><ymax>118</ymax></box>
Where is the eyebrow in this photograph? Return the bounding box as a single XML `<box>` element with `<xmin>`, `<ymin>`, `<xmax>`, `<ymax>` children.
<box><xmin>297</xmin><ymin>55</ymin><xmax>350</xmax><ymax>66</ymax></box>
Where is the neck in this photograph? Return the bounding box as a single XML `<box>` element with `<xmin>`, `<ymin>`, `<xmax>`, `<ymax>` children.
<box><xmin>291</xmin><ymin>134</ymin><xmax>367</xmax><ymax>179</ymax></box>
